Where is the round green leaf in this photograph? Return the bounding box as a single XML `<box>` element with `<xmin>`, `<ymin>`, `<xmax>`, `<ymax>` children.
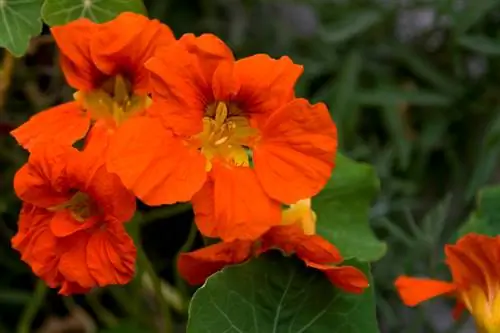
<box><xmin>0</xmin><ymin>0</ymin><xmax>42</xmax><ymax>57</ymax></box>
<box><xmin>187</xmin><ymin>252</ymin><xmax>380</xmax><ymax>333</ymax></box>
<box><xmin>312</xmin><ymin>153</ymin><xmax>386</xmax><ymax>262</ymax></box>
<box><xmin>41</xmin><ymin>0</ymin><xmax>147</xmax><ymax>26</ymax></box>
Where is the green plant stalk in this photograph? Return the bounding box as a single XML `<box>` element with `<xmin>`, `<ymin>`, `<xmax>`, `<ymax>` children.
<box><xmin>85</xmin><ymin>293</ymin><xmax>118</xmax><ymax>328</ymax></box>
<box><xmin>174</xmin><ymin>220</ymin><xmax>198</xmax><ymax>311</ymax></box>
<box><xmin>17</xmin><ymin>279</ymin><xmax>47</xmax><ymax>333</ymax></box>
<box><xmin>138</xmin><ymin>246</ymin><xmax>173</xmax><ymax>333</ymax></box>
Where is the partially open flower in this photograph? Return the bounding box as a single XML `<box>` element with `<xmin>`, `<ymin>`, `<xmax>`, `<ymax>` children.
<box><xmin>11</xmin><ymin>142</ymin><xmax>137</xmax><ymax>295</ymax></box>
<box><xmin>395</xmin><ymin>233</ymin><xmax>500</xmax><ymax>333</ymax></box>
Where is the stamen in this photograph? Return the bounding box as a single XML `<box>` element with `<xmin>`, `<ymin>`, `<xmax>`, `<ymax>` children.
<box><xmin>196</xmin><ymin>101</ymin><xmax>257</xmax><ymax>168</ymax></box>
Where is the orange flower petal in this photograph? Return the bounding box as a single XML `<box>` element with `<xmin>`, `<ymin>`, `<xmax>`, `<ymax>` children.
<box><xmin>445</xmin><ymin>233</ymin><xmax>498</xmax><ymax>290</ymax></box>
<box><xmin>91</xmin><ymin>12</ymin><xmax>175</xmax><ymax>94</ymax></box>
<box><xmin>296</xmin><ymin>234</ymin><xmax>343</xmax><ymax>265</ymax></box>
<box><xmin>212</xmin><ymin>61</ymin><xmax>240</xmax><ymax>101</ymax></box>
<box><xmin>145</xmin><ymin>43</ymin><xmax>207</xmax><ymax>136</ymax></box>
<box><xmin>307</xmin><ymin>262</ymin><xmax>369</xmax><ymax>294</ymax></box>
<box><xmin>107</xmin><ymin>117</ymin><xmax>206</xmax><ymax>205</ymax></box>
<box><xmin>58</xmin><ymin>281</ymin><xmax>90</xmax><ymax>296</ymax></box>
<box><xmin>11</xmin><ymin>102</ymin><xmax>90</xmax><ymax>152</ymax></box>
<box><xmin>50</xmin><ymin>210</ymin><xmax>96</xmax><ymax>237</ymax></box>
<box><xmin>82</xmin><ymin>120</ymin><xmax>114</xmax><ymax>163</ymax></box>
<box><xmin>192</xmin><ymin>163</ymin><xmax>281</xmax><ymax>241</ymax></box>
<box><xmin>58</xmin><ymin>232</ymin><xmax>96</xmax><ymax>289</ymax></box>
<box><xmin>234</xmin><ymin>54</ymin><xmax>302</xmax><ymax>115</ymax></box>
<box><xmin>51</xmin><ymin>19</ymin><xmax>101</xmax><ymax>90</ymax></box>
<box><xmin>394</xmin><ymin>276</ymin><xmax>456</xmax><ymax>307</ymax></box>
<box><xmin>87</xmin><ymin>221</ymin><xmax>136</xmax><ymax>286</ymax></box>
<box><xmin>13</xmin><ymin>145</ymin><xmax>74</xmax><ymax>208</ymax></box>
<box><xmin>177</xmin><ymin>240</ymin><xmax>253</xmax><ymax>285</ymax></box>
<box><xmin>179</xmin><ymin>33</ymin><xmax>234</xmax><ymax>84</ymax></box>
<box><xmin>253</xmin><ymin>99</ymin><xmax>337</xmax><ymax>204</ymax></box>
<box><xmin>260</xmin><ymin>224</ymin><xmax>306</xmax><ymax>255</ymax></box>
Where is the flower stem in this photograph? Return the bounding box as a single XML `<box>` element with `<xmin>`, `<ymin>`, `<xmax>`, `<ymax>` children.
<box><xmin>17</xmin><ymin>279</ymin><xmax>47</xmax><ymax>333</ymax></box>
<box><xmin>138</xmin><ymin>246</ymin><xmax>173</xmax><ymax>333</ymax></box>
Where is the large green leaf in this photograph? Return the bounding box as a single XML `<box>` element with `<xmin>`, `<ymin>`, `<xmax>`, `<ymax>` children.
<box><xmin>0</xmin><ymin>0</ymin><xmax>42</xmax><ymax>56</ymax></box>
<box><xmin>41</xmin><ymin>0</ymin><xmax>147</xmax><ymax>26</ymax></box>
<box><xmin>313</xmin><ymin>153</ymin><xmax>386</xmax><ymax>262</ymax></box>
<box><xmin>458</xmin><ymin>186</ymin><xmax>500</xmax><ymax>237</ymax></box>
<box><xmin>187</xmin><ymin>252</ymin><xmax>379</xmax><ymax>333</ymax></box>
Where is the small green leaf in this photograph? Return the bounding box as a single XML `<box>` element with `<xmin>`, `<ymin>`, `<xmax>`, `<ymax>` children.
<box><xmin>187</xmin><ymin>252</ymin><xmax>379</xmax><ymax>333</ymax></box>
<box><xmin>0</xmin><ymin>0</ymin><xmax>43</xmax><ymax>57</ymax></box>
<box><xmin>458</xmin><ymin>186</ymin><xmax>500</xmax><ymax>237</ymax></box>
<box><xmin>320</xmin><ymin>10</ymin><xmax>381</xmax><ymax>44</ymax></box>
<box><xmin>41</xmin><ymin>0</ymin><xmax>147</xmax><ymax>26</ymax></box>
<box><xmin>313</xmin><ymin>153</ymin><xmax>387</xmax><ymax>262</ymax></box>
<box><xmin>458</xmin><ymin>34</ymin><xmax>500</xmax><ymax>55</ymax></box>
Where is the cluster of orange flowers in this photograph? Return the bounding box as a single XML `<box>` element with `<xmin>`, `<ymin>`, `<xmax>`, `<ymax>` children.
<box><xmin>9</xmin><ymin>12</ymin><xmax>368</xmax><ymax>296</ymax></box>
<box><xmin>9</xmin><ymin>12</ymin><xmax>499</xmax><ymax>331</ymax></box>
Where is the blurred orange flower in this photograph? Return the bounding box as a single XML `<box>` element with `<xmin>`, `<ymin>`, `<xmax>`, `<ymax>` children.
<box><xmin>107</xmin><ymin>33</ymin><xmax>337</xmax><ymax>241</ymax></box>
<box><xmin>11</xmin><ymin>12</ymin><xmax>175</xmax><ymax>156</ymax></box>
<box><xmin>178</xmin><ymin>199</ymin><xmax>368</xmax><ymax>294</ymax></box>
<box><xmin>395</xmin><ymin>233</ymin><xmax>500</xmax><ymax>333</ymax></box>
<box><xmin>11</xmin><ymin>143</ymin><xmax>137</xmax><ymax>295</ymax></box>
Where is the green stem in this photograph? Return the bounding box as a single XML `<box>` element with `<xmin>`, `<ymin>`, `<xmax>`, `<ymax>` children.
<box><xmin>85</xmin><ymin>293</ymin><xmax>118</xmax><ymax>328</ymax></box>
<box><xmin>174</xmin><ymin>220</ymin><xmax>198</xmax><ymax>310</ymax></box>
<box><xmin>141</xmin><ymin>203</ymin><xmax>192</xmax><ymax>225</ymax></box>
<box><xmin>138</xmin><ymin>247</ymin><xmax>173</xmax><ymax>333</ymax></box>
<box><xmin>17</xmin><ymin>280</ymin><xmax>47</xmax><ymax>333</ymax></box>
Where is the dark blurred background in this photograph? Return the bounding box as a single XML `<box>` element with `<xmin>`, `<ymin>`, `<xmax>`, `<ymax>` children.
<box><xmin>2</xmin><ymin>0</ymin><xmax>500</xmax><ymax>332</ymax></box>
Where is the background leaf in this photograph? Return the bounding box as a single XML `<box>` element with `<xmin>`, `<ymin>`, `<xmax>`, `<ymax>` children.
<box><xmin>458</xmin><ymin>186</ymin><xmax>500</xmax><ymax>237</ymax></box>
<box><xmin>313</xmin><ymin>153</ymin><xmax>387</xmax><ymax>262</ymax></box>
<box><xmin>41</xmin><ymin>0</ymin><xmax>147</xmax><ymax>26</ymax></box>
<box><xmin>187</xmin><ymin>252</ymin><xmax>379</xmax><ymax>333</ymax></box>
<box><xmin>0</xmin><ymin>0</ymin><xmax>42</xmax><ymax>56</ymax></box>
<box><xmin>458</xmin><ymin>34</ymin><xmax>500</xmax><ymax>55</ymax></box>
<box><xmin>320</xmin><ymin>9</ymin><xmax>382</xmax><ymax>44</ymax></box>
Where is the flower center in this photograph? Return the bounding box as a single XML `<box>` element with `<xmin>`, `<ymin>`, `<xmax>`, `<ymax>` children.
<box><xmin>461</xmin><ymin>285</ymin><xmax>500</xmax><ymax>333</ymax></box>
<box><xmin>74</xmin><ymin>75</ymin><xmax>151</xmax><ymax>127</ymax></box>
<box><xmin>281</xmin><ymin>199</ymin><xmax>316</xmax><ymax>235</ymax></box>
<box><xmin>48</xmin><ymin>191</ymin><xmax>96</xmax><ymax>222</ymax></box>
<box><xmin>197</xmin><ymin>101</ymin><xmax>257</xmax><ymax>170</ymax></box>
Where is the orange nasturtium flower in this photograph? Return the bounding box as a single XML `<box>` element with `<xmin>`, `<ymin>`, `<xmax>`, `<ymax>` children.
<box><xmin>11</xmin><ymin>143</ymin><xmax>137</xmax><ymax>295</ymax></box>
<box><xmin>107</xmin><ymin>33</ymin><xmax>337</xmax><ymax>241</ymax></box>
<box><xmin>395</xmin><ymin>233</ymin><xmax>500</xmax><ymax>333</ymax></box>
<box><xmin>11</xmin><ymin>12</ymin><xmax>175</xmax><ymax>154</ymax></box>
<box><xmin>177</xmin><ymin>199</ymin><xmax>369</xmax><ymax>294</ymax></box>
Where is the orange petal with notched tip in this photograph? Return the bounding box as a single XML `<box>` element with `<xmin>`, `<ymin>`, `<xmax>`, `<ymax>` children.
<box><xmin>51</xmin><ymin>19</ymin><xmax>101</xmax><ymax>90</ymax></box>
<box><xmin>254</xmin><ymin>99</ymin><xmax>337</xmax><ymax>204</ymax></box>
<box><xmin>87</xmin><ymin>221</ymin><xmax>136</xmax><ymax>286</ymax></box>
<box><xmin>394</xmin><ymin>276</ymin><xmax>456</xmax><ymax>307</ymax></box>
<box><xmin>192</xmin><ymin>163</ymin><xmax>281</xmax><ymax>241</ymax></box>
<box><xmin>179</xmin><ymin>33</ymin><xmax>234</xmax><ymax>84</ymax></box>
<box><xmin>11</xmin><ymin>102</ymin><xmax>90</xmax><ymax>152</ymax></box>
<box><xmin>177</xmin><ymin>240</ymin><xmax>253</xmax><ymax>285</ymax></box>
<box><xmin>91</xmin><ymin>12</ymin><xmax>175</xmax><ymax>94</ymax></box>
<box><xmin>234</xmin><ymin>54</ymin><xmax>302</xmax><ymax>115</ymax></box>
<box><xmin>107</xmin><ymin>117</ymin><xmax>207</xmax><ymax>205</ymax></box>
<box><xmin>307</xmin><ymin>262</ymin><xmax>369</xmax><ymax>294</ymax></box>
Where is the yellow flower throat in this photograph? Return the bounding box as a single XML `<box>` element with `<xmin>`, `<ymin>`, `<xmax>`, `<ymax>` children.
<box><xmin>462</xmin><ymin>285</ymin><xmax>500</xmax><ymax>333</ymax></box>
<box><xmin>74</xmin><ymin>75</ymin><xmax>151</xmax><ymax>127</ymax></box>
<box><xmin>198</xmin><ymin>101</ymin><xmax>257</xmax><ymax>170</ymax></box>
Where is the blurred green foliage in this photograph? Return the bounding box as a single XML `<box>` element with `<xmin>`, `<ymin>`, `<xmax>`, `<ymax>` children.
<box><xmin>2</xmin><ymin>0</ymin><xmax>500</xmax><ymax>332</ymax></box>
